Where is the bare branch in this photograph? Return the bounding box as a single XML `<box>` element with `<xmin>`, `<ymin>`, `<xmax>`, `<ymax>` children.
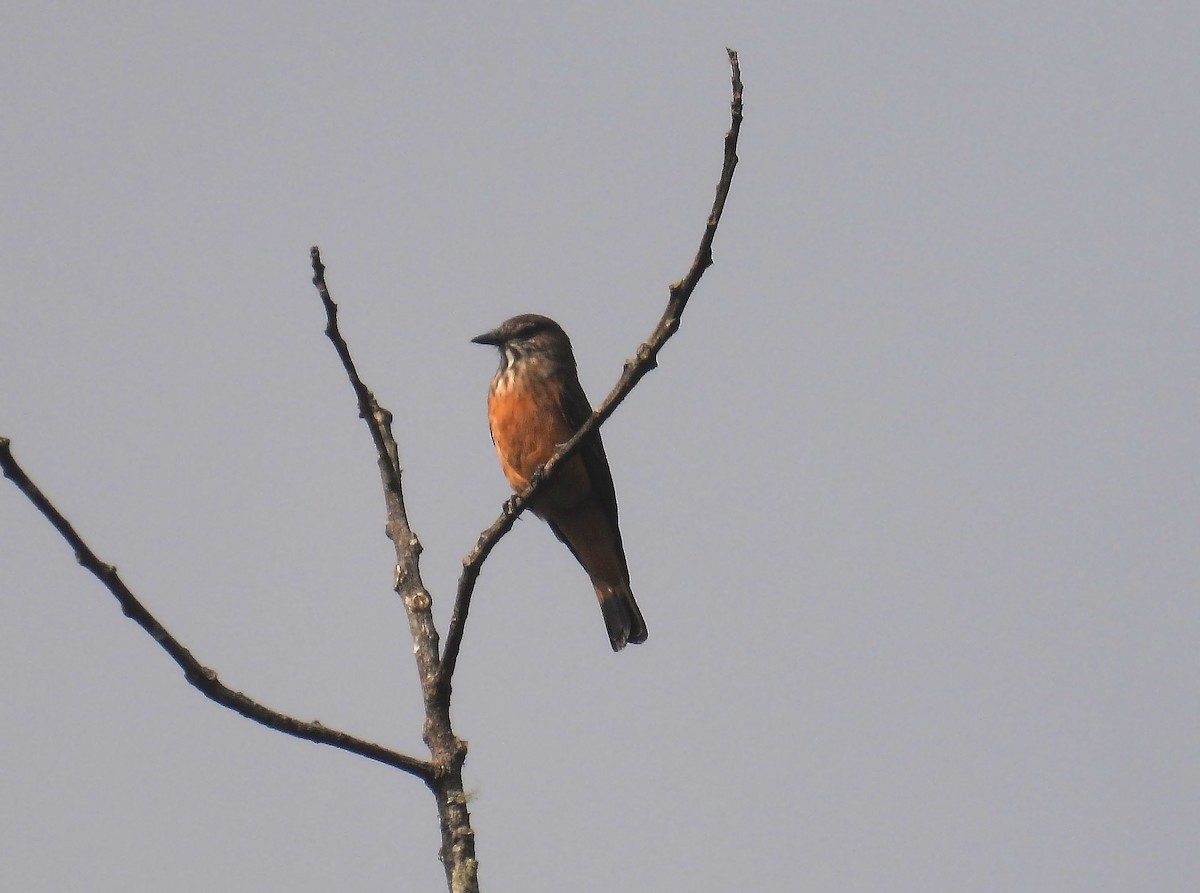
<box><xmin>5</xmin><ymin>54</ymin><xmax>739</xmax><ymax>893</ymax></box>
<box><xmin>0</xmin><ymin>436</ymin><xmax>437</xmax><ymax>782</ymax></box>
<box><xmin>309</xmin><ymin>252</ymin><xmax>477</xmax><ymax>892</ymax></box>
<box><xmin>439</xmin><ymin>49</ymin><xmax>744</xmax><ymax>688</ymax></box>
<box><xmin>310</xmin><ymin>249</ymin><xmax>442</xmax><ymax>696</ymax></box>
<box><xmin>310</xmin><ymin>248</ymin><xmax>401</xmax><ymax>483</ymax></box>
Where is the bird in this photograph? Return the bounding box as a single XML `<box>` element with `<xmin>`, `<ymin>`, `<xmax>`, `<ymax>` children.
<box><xmin>472</xmin><ymin>314</ymin><xmax>647</xmax><ymax>651</ymax></box>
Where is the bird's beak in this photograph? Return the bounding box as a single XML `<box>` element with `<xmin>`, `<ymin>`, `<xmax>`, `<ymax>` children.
<box><xmin>471</xmin><ymin>328</ymin><xmax>502</xmax><ymax>346</ymax></box>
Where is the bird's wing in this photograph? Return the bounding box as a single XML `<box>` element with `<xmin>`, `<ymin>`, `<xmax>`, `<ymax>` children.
<box><xmin>547</xmin><ymin>370</ymin><xmax>630</xmax><ymax>582</ymax></box>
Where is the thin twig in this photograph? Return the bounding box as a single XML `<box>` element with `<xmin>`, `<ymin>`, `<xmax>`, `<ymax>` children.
<box><xmin>310</xmin><ymin>248</ymin><xmax>402</xmax><ymax>483</ymax></box>
<box><xmin>438</xmin><ymin>49</ymin><xmax>743</xmax><ymax>689</ymax></box>
<box><xmin>0</xmin><ymin>436</ymin><xmax>437</xmax><ymax>782</ymax></box>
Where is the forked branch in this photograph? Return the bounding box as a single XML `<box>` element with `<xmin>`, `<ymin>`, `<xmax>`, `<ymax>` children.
<box><xmin>309</xmin><ymin>248</ymin><xmax>475</xmax><ymax>890</ymax></box>
<box><xmin>4</xmin><ymin>50</ymin><xmax>743</xmax><ymax>893</ymax></box>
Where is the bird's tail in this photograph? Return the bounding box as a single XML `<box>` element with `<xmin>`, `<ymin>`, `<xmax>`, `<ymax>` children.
<box><xmin>596</xmin><ymin>580</ymin><xmax>648</xmax><ymax>652</ymax></box>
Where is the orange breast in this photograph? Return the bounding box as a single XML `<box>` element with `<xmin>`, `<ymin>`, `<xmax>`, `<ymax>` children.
<box><xmin>487</xmin><ymin>371</ymin><xmax>591</xmax><ymax>511</ymax></box>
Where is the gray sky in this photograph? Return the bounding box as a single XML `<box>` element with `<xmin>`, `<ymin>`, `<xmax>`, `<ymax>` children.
<box><xmin>2</xmin><ymin>3</ymin><xmax>1196</xmax><ymax>891</ymax></box>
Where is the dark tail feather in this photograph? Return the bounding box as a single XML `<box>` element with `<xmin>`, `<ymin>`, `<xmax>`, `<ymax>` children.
<box><xmin>597</xmin><ymin>581</ymin><xmax>648</xmax><ymax>652</ymax></box>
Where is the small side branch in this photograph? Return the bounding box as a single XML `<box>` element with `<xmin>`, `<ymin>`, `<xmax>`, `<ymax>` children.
<box><xmin>0</xmin><ymin>437</ymin><xmax>437</xmax><ymax>782</ymax></box>
<box><xmin>438</xmin><ymin>49</ymin><xmax>744</xmax><ymax>690</ymax></box>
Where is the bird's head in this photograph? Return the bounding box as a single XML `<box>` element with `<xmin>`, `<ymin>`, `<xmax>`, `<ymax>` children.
<box><xmin>472</xmin><ymin>314</ymin><xmax>575</xmax><ymax>370</ymax></box>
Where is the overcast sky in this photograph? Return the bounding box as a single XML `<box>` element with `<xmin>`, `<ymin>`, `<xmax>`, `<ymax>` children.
<box><xmin>2</xmin><ymin>3</ymin><xmax>1196</xmax><ymax>891</ymax></box>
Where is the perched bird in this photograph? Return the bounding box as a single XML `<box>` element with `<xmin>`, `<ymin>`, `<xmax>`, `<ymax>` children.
<box><xmin>472</xmin><ymin>314</ymin><xmax>647</xmax><ymax>651</ymax></box>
